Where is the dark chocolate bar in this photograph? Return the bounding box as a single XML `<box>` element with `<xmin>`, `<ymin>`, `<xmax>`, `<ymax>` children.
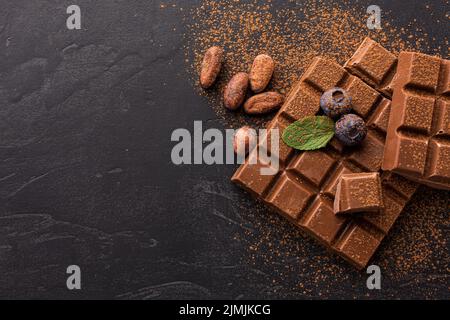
<box><xmin>232</xmin><ymin>42</ymin><xmax>418</xmax><ymax>269</ymax></box>
<box><xmin>383</xmin><ymin>52</ymin><xmax>450</xmax><ymax>190</ymax></box>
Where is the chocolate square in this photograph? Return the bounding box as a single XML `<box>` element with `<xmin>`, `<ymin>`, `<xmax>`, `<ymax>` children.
<box><xmin>334</xmin><ymin>173</ymin><xmax>384</xmax><ymax>215</ymax></box>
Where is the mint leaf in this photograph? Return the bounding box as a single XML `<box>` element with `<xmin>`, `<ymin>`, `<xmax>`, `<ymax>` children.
<box><xmin>282</xmin><ymin>116</ymin><xmax>335</xmax><ymax>151</ymax></box>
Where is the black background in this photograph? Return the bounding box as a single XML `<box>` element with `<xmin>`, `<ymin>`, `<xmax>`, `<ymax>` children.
<box><xmin>0</xmin><ymin>0</ymin><xmax>448</xmax><ymax>299</ymax></box>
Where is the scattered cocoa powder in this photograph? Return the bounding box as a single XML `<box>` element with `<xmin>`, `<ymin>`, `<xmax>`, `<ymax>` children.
<box><xmin>232</xmin><ymin>186</ymin><xmax>448</xmax><ymax>298</ymax></box>
<box><xmin>183</xmin><ymin>0</ymin><xmax>447</xmax><ymax>129</ymax></box>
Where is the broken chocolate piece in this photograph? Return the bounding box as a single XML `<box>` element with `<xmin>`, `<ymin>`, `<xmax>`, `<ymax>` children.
<box><xmin>344</xmin><ymin>37</ymin><xmax>397</xmax><ymax>97</ymax></box>
<box><xmin>334</xmin><ymin>173</ymin><xmax>384</xmax><ymax>215</ymax></box>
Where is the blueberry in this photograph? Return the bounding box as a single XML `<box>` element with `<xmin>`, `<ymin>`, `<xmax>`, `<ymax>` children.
<box><xmin>320</xmin><ymin>88</ymin><xmax>352</xmax><ymax>119</ymax></box>
<box><xmin>335</xmin><ymin>114</ymin><xmax>367</xmax><ymax>147</ymax></box>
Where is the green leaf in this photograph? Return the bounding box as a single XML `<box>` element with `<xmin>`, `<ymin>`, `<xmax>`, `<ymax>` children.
<box><xmin>282</xmin><ymin>116</ymin><xmax>335</xmax><ymax>151</ymax></box>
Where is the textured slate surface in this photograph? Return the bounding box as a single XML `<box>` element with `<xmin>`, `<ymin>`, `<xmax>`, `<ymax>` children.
<box><xmin>0</xmin><ymin>0</ymin><xmax>448</xmax><ymax>299</ymax></box>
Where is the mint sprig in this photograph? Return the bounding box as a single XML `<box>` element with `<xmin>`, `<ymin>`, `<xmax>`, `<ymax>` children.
<box><xmin>282</xmin><ymin>116</ymin><xmax>335</xmax><ymax>151</ymax></box>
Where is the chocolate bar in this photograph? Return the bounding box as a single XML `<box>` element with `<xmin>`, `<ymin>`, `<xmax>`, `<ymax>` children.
<box><xmin>334</xmin><ymin>173</ymin><xmax>384</xmax><ymax>215</ymax></box>
<box><xmin>233</xmin><ymin>43</ymin><xmax>418</xmax><ymax>269</ymax></box>
<box><xmin>344</xmin><ymin>37</ymin><xmax>397</xmax><ymax>97</ymax></box>
<box><xmin>383</xmin><ymin>52</ymin><xmax>450</xmax><ymax>190</ymax></box>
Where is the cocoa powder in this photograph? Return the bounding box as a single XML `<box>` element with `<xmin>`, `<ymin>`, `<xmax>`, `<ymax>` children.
<box><xmin>184</xmin><ymin>0</ymin><xmax>446</xmax><ymax>128</ymax></box>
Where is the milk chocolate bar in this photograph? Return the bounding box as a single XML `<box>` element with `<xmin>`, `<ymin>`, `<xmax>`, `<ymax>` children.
<box><xmin>383</xmin><ymin>52</ymin><xmax>450</xmax><ymax>190</ymax></box>
<box><xmin>344</xmin><ymin>37</ymin><xmax>397</xmax><ymax>97</ymax></box>
<box><xmin>334</xmin><ymin>173</ymin><xmax>384</xmax><ymax>215</ymax></box>
<box><xmin>233</xmin><ymin>44</ymin><xmax>418</xmax><ymax>269</ymax></box>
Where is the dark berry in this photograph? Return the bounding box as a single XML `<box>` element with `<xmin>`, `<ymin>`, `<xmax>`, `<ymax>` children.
<box><xmin>335</xmin><ymin>114</ymin><xmax>367</xmax><ymax>147</ymax></box>
<box><xmin>320</xmin><ymin>88</ymin><xmax>352</xmax><ymax>119</ymax></box>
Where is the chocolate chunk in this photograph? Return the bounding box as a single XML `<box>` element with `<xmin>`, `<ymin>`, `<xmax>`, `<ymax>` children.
<box><xmin>334</xmin><ymin>173</ymin><xmax>384</xmax><ymax>215</ymax></box>
<box><xmin>344</xmin><ymin>37</ymin><xmax>397</xmax><ymax>97</ymax></box>
<box><xmin>382</xmin><ymin>52</ymin><xmax>450</xmax><ymax>190</ymax></box>
<box><xmin>232</xmin><ymin>39</ymin><xmax>419</xmax><ymax>269</ymax></box>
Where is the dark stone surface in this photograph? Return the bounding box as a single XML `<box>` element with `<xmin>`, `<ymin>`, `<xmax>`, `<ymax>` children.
<box><xmin>0</xmin><ymin>0</ymin><xmax>448</xmax><ymax>299</ymax></box>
